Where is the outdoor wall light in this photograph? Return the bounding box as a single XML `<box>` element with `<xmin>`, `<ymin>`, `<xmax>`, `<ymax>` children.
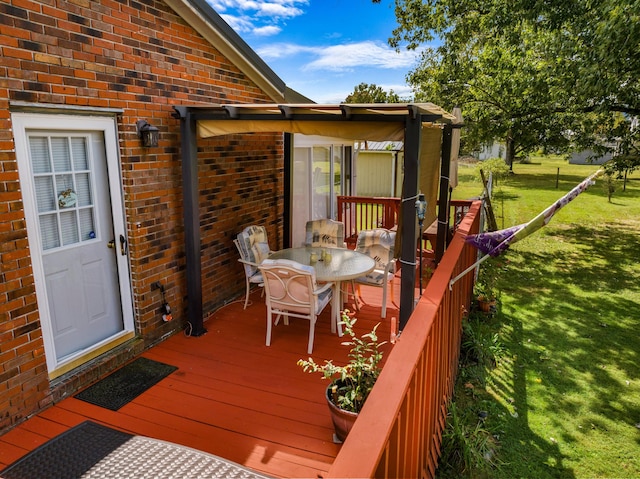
<box><xmin>136</xmin><ymin>120</ymin><xmax>159</xmax><ymax>148</ymax></box>
<box><xmin>415</xmin><ymin>193</ymin><xmax>427</xmax><ymax>223</ymax></box>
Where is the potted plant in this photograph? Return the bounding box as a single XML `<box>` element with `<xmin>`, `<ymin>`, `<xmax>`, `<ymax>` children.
<box><xmin>474</xmin><ymin>281</ymin><xmax>497</xmax><ymax>312</ymax></box>
<box><xmin>297</xmin><ymin>311</ymin><xmax>385</xmax><ymax>443</ymax></box>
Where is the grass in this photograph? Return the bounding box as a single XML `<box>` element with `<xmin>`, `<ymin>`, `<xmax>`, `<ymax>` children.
<box><xmin>441</xmin><ymin>155</ymin><xmax>640</xmax><ymax>478</ymax></box>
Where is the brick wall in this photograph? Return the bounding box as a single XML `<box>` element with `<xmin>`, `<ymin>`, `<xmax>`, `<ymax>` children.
<box><xmin>0</xmin><ymin>0</ymin><xmax>283</xmax><ymax>431</ymax></box>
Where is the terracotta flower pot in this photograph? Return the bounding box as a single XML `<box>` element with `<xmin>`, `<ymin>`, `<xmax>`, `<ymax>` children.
<box><xmin>478</xmin><ymin>298</ymin><xmax>496</xmax><ymax>313</ymax></box>
<box><xmin>326</xmin><ymin>385</ymin><xmax>358</xmax><ymax>443</ymax></box>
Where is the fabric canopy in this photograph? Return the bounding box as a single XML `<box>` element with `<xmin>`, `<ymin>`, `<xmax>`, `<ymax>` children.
<box><xmin>419</xmin><ymin>128</ymin><xmax>442</xmax><ymax>228</ymax></box>
<box><xmin>198</xmin><ymin>116</ymin><xmax>444</xmax><ymax>239</ymax></box>
<box><xmin>449</xmin><ymin>107</ymin><xmax>463</xmax><ymax>189</ymax></box>
<box><xmin>198</xmin><ymin>119</ymin><xmax>407</xmax><ymax>142</ymax></box>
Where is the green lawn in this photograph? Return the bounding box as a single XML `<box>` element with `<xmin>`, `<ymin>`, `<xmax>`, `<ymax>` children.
<box><xmin>444</xmin><ymin>156</ymin><xmax>640</xmax><ymax>478</ymax></box>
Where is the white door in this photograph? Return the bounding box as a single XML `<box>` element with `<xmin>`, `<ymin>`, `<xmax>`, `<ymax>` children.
<box><xmin>292</xmin><ymin>139</ymin><xmax>348</xmax><ymax>247</ymax></box>
<box><xmin>13</xmin><ymin>113</ymin><xmax>134</xmax><ymax>373</ymax></box>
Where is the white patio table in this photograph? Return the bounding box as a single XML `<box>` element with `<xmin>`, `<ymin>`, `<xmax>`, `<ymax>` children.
<box><xmin>267</xmin><ymin>246</ymin><xmax>375</xmax><ymax>336</ymax></box>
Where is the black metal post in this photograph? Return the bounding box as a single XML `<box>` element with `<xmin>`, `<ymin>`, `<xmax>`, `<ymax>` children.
<box><xmin>180</xmin><ymin>109</ymin><xmax>206</xmax><ymax>336</ymax></box>
<box><xmin>399</xmin><ymin>113</ymin><xmax>422</xmax><ymax>331</ymax></box>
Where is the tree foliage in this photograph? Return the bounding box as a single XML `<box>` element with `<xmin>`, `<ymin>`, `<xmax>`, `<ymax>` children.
<box><xmin>374</xmin><ymin>0</ymin><xmax>640</xmax><ymax>172</ymax></box>
<box><xmin>344</xmin><ymin>82</ymin><xmax>402</xmax><ymax>103</ymax></box>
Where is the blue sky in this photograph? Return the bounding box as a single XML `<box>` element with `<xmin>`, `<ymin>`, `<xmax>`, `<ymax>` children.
<box><xmin>209</xmin><ymin>0</ymin><xmax>429</xmax><ymax>103</ymax></box>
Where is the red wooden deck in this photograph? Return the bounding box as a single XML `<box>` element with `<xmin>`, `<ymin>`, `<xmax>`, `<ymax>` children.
<box><xmin>0</xmin><ymin>278</ymin><xmax>405</xmax><ymax>479</ymax></box>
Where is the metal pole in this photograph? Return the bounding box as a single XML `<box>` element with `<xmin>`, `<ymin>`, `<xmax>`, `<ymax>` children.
<box><xmin>399</xmin><ymin>113</ymin><xmax>421</xmax><ymax>331</ymax></box>
<box><xmin>419</xmin><ymin>222</ymin><xmax>424</xmax><ymax>295</ymax></box>
<box><xmin>179</xmin><ymin>109</ymin><xmax>206</xmax><ymax>336</ymax></box>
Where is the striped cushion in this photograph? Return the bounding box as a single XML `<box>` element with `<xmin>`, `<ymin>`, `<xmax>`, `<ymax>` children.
<box><xmin>237</xmin><ymin>226</ymin><xmax>271</xmax><ymax>277</ymax></box>
<box><xmin>305</xmin><ymin>219</ymin><xmax>345</xmax><ymax>247</ymax></box>
<box><xmin>355</xmin><ymin>228</ymin><xmax>396</xmax><ymax>271</ymax></box>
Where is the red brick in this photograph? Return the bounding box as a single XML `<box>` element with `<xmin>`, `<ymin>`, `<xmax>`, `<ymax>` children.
<box><xmin>1</xmin><ymin>0</ymin><xmax>283</xmax><ymax>434</ymax></box>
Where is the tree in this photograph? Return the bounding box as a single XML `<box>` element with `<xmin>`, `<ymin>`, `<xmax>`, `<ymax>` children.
<box><xmin>344</xmin><ymin>83</ymin><xmax>402</xmax><ymax>103</ymax></box>
<box><xmin>373</xmin><ymin>0</ymin><xmax>640</xmax><ymax>172</ymax></box>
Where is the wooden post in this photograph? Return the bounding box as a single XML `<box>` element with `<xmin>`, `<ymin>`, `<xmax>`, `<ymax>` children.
<box><xmin>480</xmin><ymin>170</ymin><xmax>498</xmax><ymax>232</ymax></box>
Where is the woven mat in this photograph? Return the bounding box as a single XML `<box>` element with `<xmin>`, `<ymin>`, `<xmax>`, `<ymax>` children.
<box><xmin>75</xmin><ymin>357</ymin><xmax>177</xmax><ymax>410</ymax></box>
<box><xmin>1</xmin><ymin>421</ymin><xmax>132</xmax><ymax>479</ymax></box>
<box><xmin>1</xmin><ymin>421</ymin><xmax>275</xmax><ymax>479</ymax></box>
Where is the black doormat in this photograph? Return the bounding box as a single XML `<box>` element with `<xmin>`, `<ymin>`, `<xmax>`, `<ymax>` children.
<box><xmin>0</xmin><ymin>421</ymin><xmax>133</xmax><ymax>479</ymax></box>
<box><xmin>74</xmin><ymin>357</ymin><xmax>177</xmax><ymax>410</ymax></box>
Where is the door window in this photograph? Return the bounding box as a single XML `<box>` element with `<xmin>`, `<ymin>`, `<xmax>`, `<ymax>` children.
<box><xmin>29</xmin><ymin>135</ymin><xmax>96</xmax><ymax>250</ymax></box>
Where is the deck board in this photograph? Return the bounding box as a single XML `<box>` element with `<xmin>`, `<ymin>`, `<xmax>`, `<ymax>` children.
<box><xmin>0</xmin><ymin>276</ymin><xmax>405</xmax><ymax>477</ymax></box>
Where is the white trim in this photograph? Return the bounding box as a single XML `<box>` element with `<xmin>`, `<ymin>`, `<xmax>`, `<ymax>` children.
<box><xmin>10</xmin><ymin>101</ymin><xmax>123</xmax><ymax>115</ymax></box>
<box><xmin>11</xmin><ymin>112</ymin><xmax>135</xmax><ymax>373</ymax></box>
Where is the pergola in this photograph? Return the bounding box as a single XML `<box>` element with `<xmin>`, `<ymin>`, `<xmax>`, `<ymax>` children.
<box><xmin>172</xmin><ymin>103</ymin><xmax>461</xmax><ymax>336</ymax></box>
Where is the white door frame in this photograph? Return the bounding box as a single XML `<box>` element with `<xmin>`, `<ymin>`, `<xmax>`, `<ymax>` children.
<box><xmin>12</xmin><ymin>112</ymin><xmax>135</xmax><ymax>375</ymax></box>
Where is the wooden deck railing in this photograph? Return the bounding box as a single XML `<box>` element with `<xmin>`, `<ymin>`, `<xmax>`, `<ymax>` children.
<box><xmin>337</xmin><ymin>196</ymin><xmax>473</xmax><ymax>248</ymax></box>
<box><xmin>326</xmin><ymin>200</ymin><xmax>482</xmax><ymax>479</ymax></box>
<box><xmin>337</xmin><ymin>196</ymin><xmax>400</xmax><ymax>248</ymax></box>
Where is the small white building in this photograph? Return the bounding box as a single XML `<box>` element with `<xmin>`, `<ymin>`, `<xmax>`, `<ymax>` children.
<box><xmin>354</xmin><ymin>140</ymin><xmax>404</xmax><ymax>197</ymax></box>
<box><xmin>568</xmin><ymin>150</ymin><xmax>613</xmax><ymax>165</ymax></box>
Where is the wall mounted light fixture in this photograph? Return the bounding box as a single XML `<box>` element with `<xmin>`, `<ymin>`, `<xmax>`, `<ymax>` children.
<box><xmin>415</xmin><ymin>193</ymin><xmax>426</xmax><ymax>223</ymax></box>
<box><xmin>136</xmin><ymin>119</ymin><xmax>159</xmax><ymax>147</ymax></box>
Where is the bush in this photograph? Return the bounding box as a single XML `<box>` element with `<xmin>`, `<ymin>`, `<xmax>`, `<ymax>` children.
<box><xmin>477</xmin><ymin>158</ymin><xmax>510</xmax><ymax>185</ymax></box>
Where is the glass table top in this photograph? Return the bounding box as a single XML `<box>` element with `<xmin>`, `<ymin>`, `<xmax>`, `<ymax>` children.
<box><xmin>268</xmin><ymin>247</ymin><xmax>375</xmax><ymax>282</ymax></box>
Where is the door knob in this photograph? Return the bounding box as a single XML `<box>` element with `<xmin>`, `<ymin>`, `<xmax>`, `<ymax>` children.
<box><xmin>107</xmin><ymin>240</ymin><xmax>115</xmax><ymax>249</ymax></box>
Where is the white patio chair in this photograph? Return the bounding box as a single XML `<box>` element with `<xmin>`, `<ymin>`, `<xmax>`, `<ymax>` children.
<box><xmin>354</xmin><ymin>228</ymin><xmax>397</xmax><ymax>319</ymax></box>
<box><xmin>234</xmin><ymin>225</ymin><xmax>272</xmax><ymax>309</ymax></box>
<box><xmin>259</xmin><ymin>259</ymin><xmax>334</xmax><ymax>354</ymax></box>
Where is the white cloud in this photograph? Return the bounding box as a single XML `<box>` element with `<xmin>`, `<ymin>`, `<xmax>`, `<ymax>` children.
<box><xmin>255</xmin><ymin>2</ymin><xmax>304</xmax><ymax>18</ymax></box>
<box><xmin>253</xmin><ymin>25</ymin><xmax>282</xmax><ymax>36</ymax></box>
<box><xmin>258</xmin><ymin>41</ymin><xmax>422</xmax><ymax>72</ymax></box>
<box><xmin>213</xmin><ymin>0</ymin><xmax>306</xmax><ymax>36</ymax></box>
<box><xmin>306</xmin><ymin>41</ymin><xmax>421</xmax><ymax>71</ymax></box>
<box><xmin>257</xmin><ymin>43</ymin><xmax>314</xmax><ymax>59</ymax></box>
<box><xmin>219</xmin><ymin>14</ymin><xmax>254</xmax><ymax>33</ymax></box>
<box><xmin>210</xmin><ymin>0</ymin><xmax>308</xmax><ymax>19</ymax></box>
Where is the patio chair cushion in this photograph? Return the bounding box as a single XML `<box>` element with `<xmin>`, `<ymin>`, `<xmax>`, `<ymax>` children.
<box><xmin>237</xmin><ymin>225</ymin><xmax>271</xmax><ymax>278</ymax></box>
<box><xmin>260</xmin><ymin>259</ymin><xmax>321</xmax><ymax>312</ymax></box>
<box><xmin>356</xmin><ymin>269</ymin><xmax>395</xmax><ymax>286</ymax></box>
<box><xmin>354</xmin><ymin>228</ymin><xmax>397</xmax><ymax>318</ymax></box>
<box><xmin>259</xmin><ymin>258</ymin><xmax>334</xmax><ymax>354</ymax></box>
<box><xmin>355</xmin><ymin>228</ymin><xmax>396</xmax><ymax>271</ymax></box>
<box><xmin>305</xmin><ymin>219</ymin><xmax>345</xmax><ymax>248</ymax></box>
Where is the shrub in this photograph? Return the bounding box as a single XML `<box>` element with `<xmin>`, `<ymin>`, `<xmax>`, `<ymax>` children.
<box><xmin>477</xmin><ymin>157</ymin><xmax>510</xmax><ymax>186</ymax></box>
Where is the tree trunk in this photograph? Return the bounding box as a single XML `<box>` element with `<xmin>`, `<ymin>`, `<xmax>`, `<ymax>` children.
<box><xmin>505</xmin><ymin>131</ymin><xmax>516</xmax><ymax>172</ymax></box>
